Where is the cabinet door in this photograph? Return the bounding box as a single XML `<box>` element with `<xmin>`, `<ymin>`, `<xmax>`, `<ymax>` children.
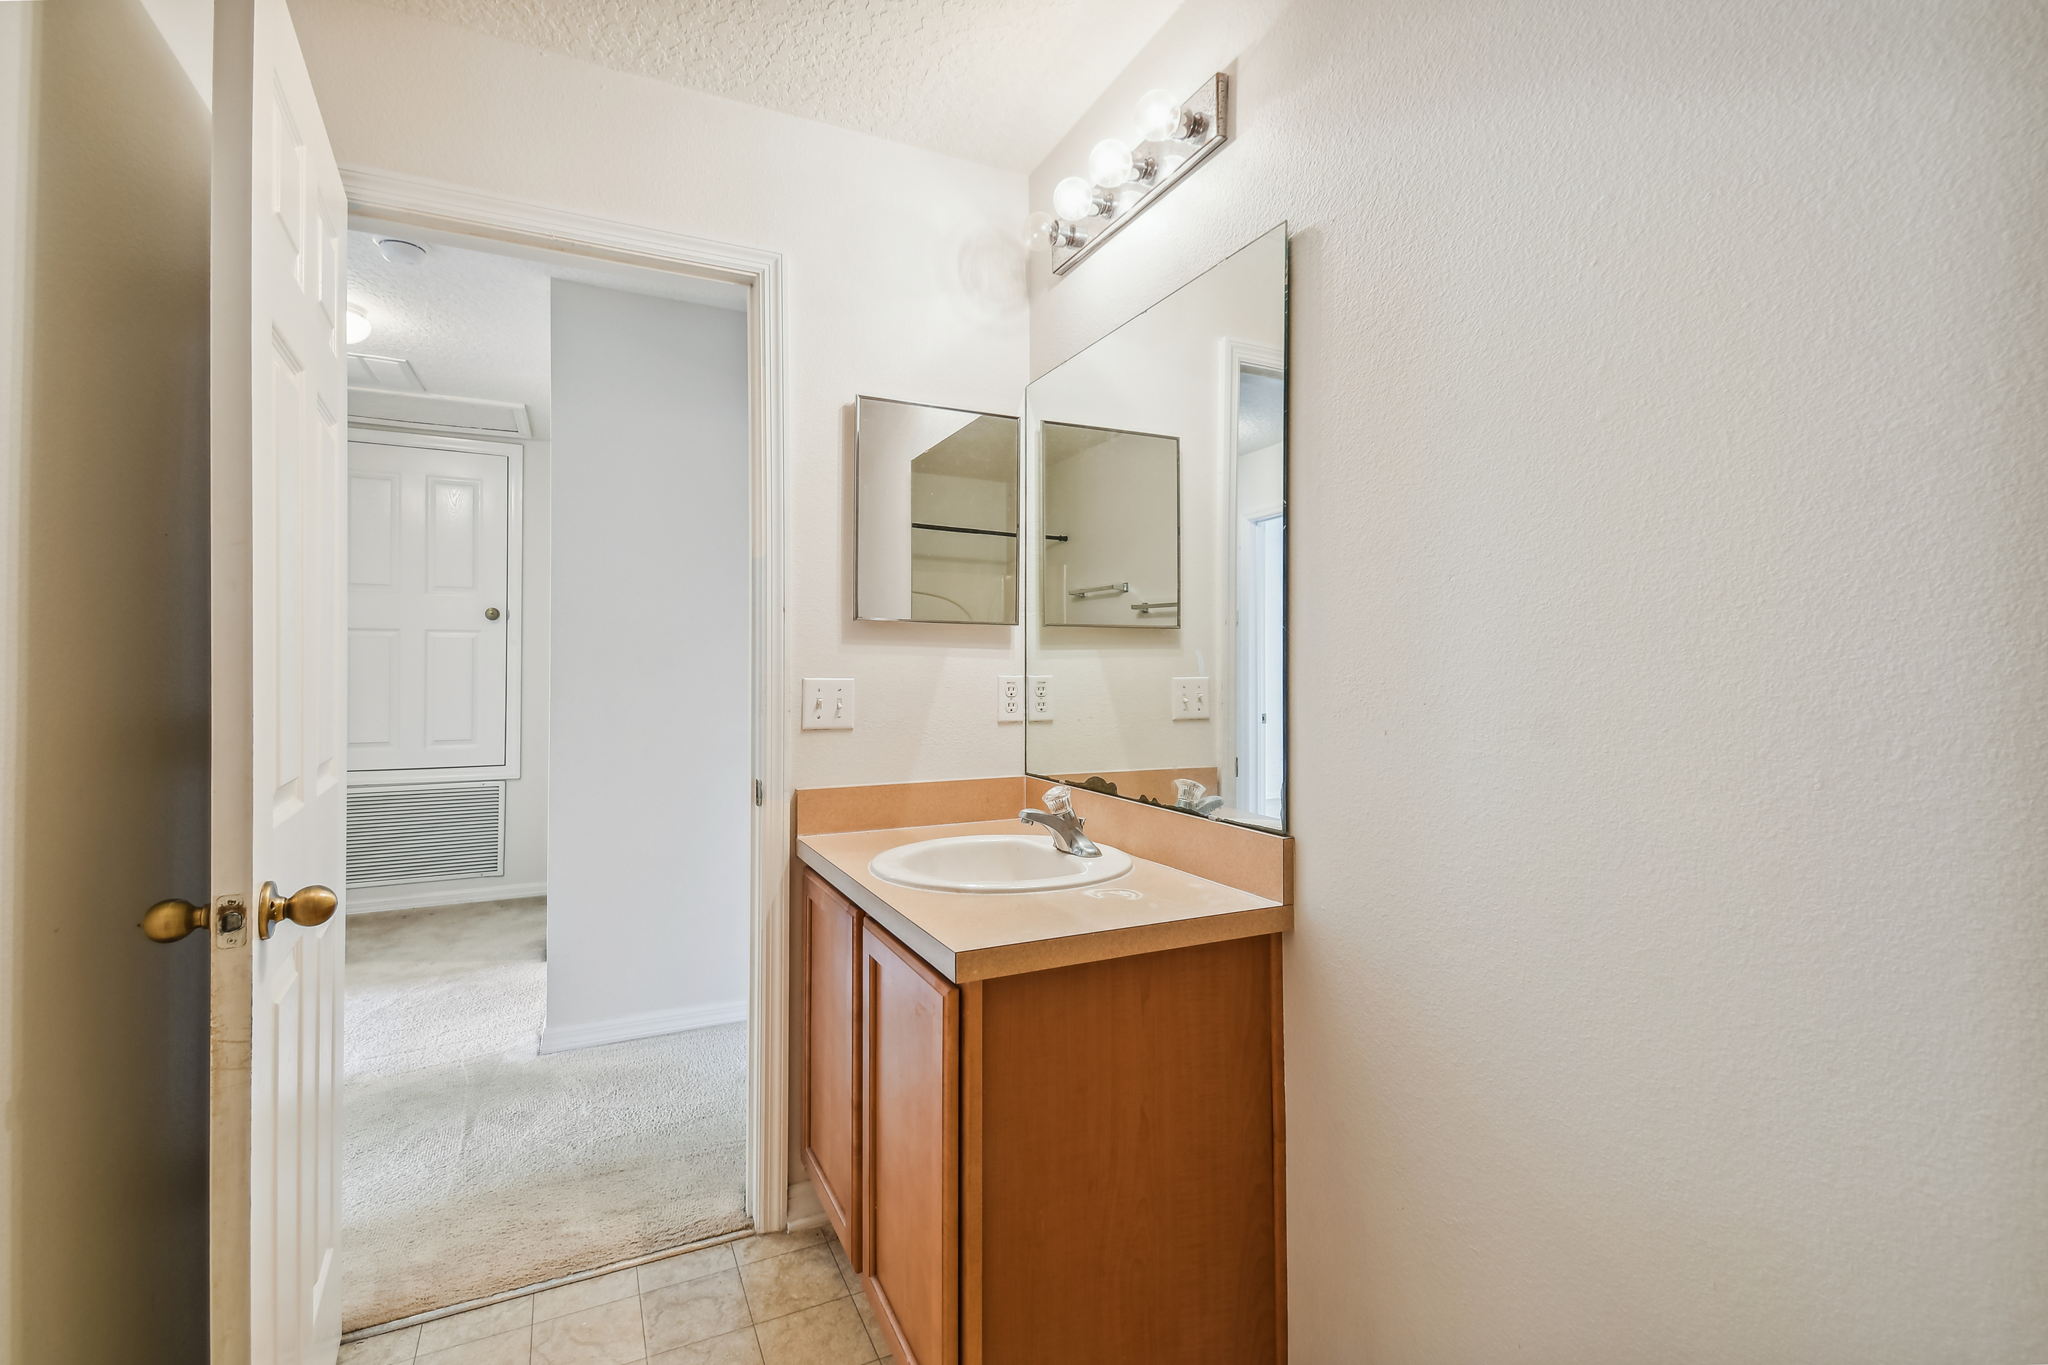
<box><xmin>802</xmin><ymin>872</ymin><xmax>863</xmax><ymax>1266</ymax></box>
<box><xmin>862</xmin><ymin>920</ymin><xmax>959</xmax><ymax>1365</ymax></box>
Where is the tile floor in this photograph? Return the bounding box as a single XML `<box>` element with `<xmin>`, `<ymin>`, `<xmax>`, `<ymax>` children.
<box><xmin>339</xmin><ymin>1226</ymin><xmax>899</xmax><ymax>1365</ymax></box>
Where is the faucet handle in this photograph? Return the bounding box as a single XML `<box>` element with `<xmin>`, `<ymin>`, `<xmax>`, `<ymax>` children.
<box><xmin>1042</xmin><ymin>784</ymin><xmax>1076</xmax><ymax>817</ymax></box>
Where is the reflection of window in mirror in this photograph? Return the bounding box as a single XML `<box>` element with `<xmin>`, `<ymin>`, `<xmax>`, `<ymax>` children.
<box><xmin>1039</xmin><ymin>422</ymin><xmax>1179</xmax><ymax>629</ymax></box>
<box><xmin>855</xmin><ymin>397</ymin><xmax>1019</xmax><ymax>625</ymax></box>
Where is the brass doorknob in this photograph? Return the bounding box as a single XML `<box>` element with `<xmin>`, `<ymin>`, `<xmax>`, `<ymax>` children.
<box><xmin>142</xmin><ymin>898</ymin><xmax>208</xmax><ymax>943</ymax></box>
<box><xmin>258</xmin><ymin>881</ymin><xmax>338</xmax><ymax>939</ymax></box>
<box><xmin>484</xmin><ymin>606</ymin><xmax>501</xmax><ymax>621</ymax></box>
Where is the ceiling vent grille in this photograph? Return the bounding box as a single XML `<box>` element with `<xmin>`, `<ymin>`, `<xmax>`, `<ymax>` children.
<box><xmin>347</xmin><ymin>781</ymin><xmax>507</xmax><ymax>887</ymax></box>
<box><xmin>348</xmin><ymin>388</ymin><xmax>532</xmax><ymax>437</ymax></box>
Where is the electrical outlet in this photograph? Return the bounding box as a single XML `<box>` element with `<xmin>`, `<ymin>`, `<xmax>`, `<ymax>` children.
<box><xmin>1171</xmin><ymin>676</ymin><xmax>1210</xmax><ymax>720</ymax></box>
<box><xmin>997</xmin><ymin>675</ymin><xmax>1024</xmax><ymax>722</ymax></box>
<box><xmin>1028</xmin><ymin>675</ymin><xmax>1054</xmax><ymax>720</ymax></box>
<box><xmin>802</xmin><ymin>678</ymin><xmax>855</xmax><ymax>730</ymax></box>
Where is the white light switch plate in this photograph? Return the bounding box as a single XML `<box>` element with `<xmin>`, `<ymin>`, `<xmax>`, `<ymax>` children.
<box><xmin>1028</xmin><ymin>675</ymin><xmax>1053</xmax><ymax>720</ymax></box>
<box><xmin>997</xmin><ymin>675</ymin><xmax>1024</xmax><ymax>722</ymax></box>
<box><xmin>802</xmin><ymin>678</ymin><xmax>855</xmax><ymax>730</ymax></box>
<box><xmin>1171</xmin><ymin>676</ymin><xmax>1210</xmax><ymax>720</ymax></box>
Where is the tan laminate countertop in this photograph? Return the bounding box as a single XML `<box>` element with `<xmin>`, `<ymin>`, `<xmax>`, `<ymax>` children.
<box><xmin>796</xmin><ymin>819</ymin><xmax>1291</xmax><ymax>983</ymax></box>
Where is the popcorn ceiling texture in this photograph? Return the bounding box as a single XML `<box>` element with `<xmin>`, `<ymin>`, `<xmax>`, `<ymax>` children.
<box><xmin>352</xmin><ymin>0</ymin><xmax>1185</xmax><ymax>170</ymax></box>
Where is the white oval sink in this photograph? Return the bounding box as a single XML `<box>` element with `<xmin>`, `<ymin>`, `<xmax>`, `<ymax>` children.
<box><xmin>869</xmin><ymin>834</ymin><xmax>1134</xmax><ymax>894</ymax></box>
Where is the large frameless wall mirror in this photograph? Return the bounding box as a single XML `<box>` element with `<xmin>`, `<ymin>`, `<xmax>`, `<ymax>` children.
<box><xmin>1024</xmin><ymin>224</ymin><xmax>1288</xmax><ymax>830</ymax></box>
<box><xmin>856</xmin><ymin>396</ymin><xmax>1021</xmax><ymax>624</ymax></box>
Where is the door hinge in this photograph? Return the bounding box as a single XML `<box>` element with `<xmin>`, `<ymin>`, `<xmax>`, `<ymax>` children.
<box><xmin>754</xmin><ymin>779</ymin><xmax>764</xmax><ymax>807</ymax></box>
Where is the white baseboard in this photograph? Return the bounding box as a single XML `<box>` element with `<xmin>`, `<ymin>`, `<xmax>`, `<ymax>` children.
<box><xmin>784</xmin><ymin>1180</ymin><xmax>827</xmax><ymax>1232</ymax></box>
<box><xmin>538</xmin><ymin>1000</ymin><xmax>747</xmax><ymax>1054</ymax></box>
<box><xmin>346</xmin><ymin>880</ymin><xmax>547</xmax><ymax>914</ymax></box>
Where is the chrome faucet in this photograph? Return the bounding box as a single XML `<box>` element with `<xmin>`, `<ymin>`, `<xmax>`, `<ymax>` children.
<box><xmin>1019</xmin><ymin>785</ymin><xmax>1100</xmax><ymax>858</ymax></box>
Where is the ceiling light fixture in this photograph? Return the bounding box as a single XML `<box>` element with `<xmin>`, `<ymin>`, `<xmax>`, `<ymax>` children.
<box><xmin>1024</xmin><ymin>73</ymin><xmax>1231</xmax><ymax>276</ymax></box>
<box><xmin>376</xmin><ymin>238</ymin><xmax>428</xmax><ymax>266</ymax></box>
<box><xmin>346</xmin><ymin>306</ymin><xmax>372</xmax><ymax>345</ymax></box>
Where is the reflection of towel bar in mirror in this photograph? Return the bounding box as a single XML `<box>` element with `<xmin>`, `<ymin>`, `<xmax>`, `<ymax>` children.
<box><xmin>1068</xmin><ymin>581</ymin><xmax>1130</xmax><ymax>599</ymax></box>
<box><xmin>913</xmin><ymin>522</ymin><xmax>1068</xmax><ymax>542</ymax></box>
<box><xmin>854</xmin><ymin>395</ymin><xmax>1021</xmax><ymax>625</ymax></box>
<box><xmin>1130</xmin><ymin>600</ymin><xmax>1179</xmax><ymax>616</ymax></box>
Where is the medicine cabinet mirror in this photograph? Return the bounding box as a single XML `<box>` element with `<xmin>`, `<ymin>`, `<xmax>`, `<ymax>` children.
<box><xmin>855</xmin><ymin>396</ymin><xmax>1020</xmax><ymax>625</ymax></box>
<box><xmin>1024</xmin><ymin>224</ymin><xmax>1288</xmax><ymax>830</ymax></box>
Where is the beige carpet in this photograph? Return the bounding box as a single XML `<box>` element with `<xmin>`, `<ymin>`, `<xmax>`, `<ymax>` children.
<box><xmin>342</xmin><ymin>898</ymin><xmax>749</xmax><ymax>1331</ymax></box>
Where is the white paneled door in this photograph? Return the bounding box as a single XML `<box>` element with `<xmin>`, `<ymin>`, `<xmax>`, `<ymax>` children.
<box><xmin>210</xmin><ymin>0</ymin><xmax>349</xmax><ymax>1360</ymax></box>
<box><xmin>347</xmin><ymin>434</ymin><xmax>515</xmax><ymax>775</ymax></box>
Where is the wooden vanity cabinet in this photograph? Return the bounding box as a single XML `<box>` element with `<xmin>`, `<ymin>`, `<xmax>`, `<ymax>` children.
<box><xmin>862</xmin><ymin>919</ymin><xmax>960</xmax><ymax>1365</ymax></box>
<box><xmin>803</xmin><ymin>873</ymin><xmax>1285</xmax><ymax>1365</ymax></box>
<box><xmin>800</xmin><ymin>872</ymin><xmax>864</xmax><ymax>1267</ymax></box>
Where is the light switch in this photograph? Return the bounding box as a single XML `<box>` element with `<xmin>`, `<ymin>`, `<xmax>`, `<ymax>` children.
<box><xmin>997</xmin><ymin>675</ymin><xmax>1024</xmax><ymax>723</ymax></box>
<box><xmin>1028</xmin><ymin>675</ymin><xmax>1054</xmax><ymax>720</ymax></box>
<box><xmin>802</xmin><ymin>678</ymin><xmax>855</xmax><ymax>730</ymax></box>
<box><xmin>1171</xmin><ymin>676</ymin><xmax>1210</xmax><ymax>720</ymax></box>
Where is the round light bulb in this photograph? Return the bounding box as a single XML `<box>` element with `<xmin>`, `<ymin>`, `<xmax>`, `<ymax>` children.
<box><xmin>1022</xmin><ymin>211</ymin><xmax>1060</xmax><ymax>250</ymax></box>
<box><xmin>1088</xmin><ymin>138</ymin><xmax>1137</xmax><ymax>188</ymax></box>
<box><xmin>1136</xmin><ymin>88</ymin><xmax>1189</xmax><ymax>143</ymax></box>
<box><xmin>346</xmin><ymin>306</ymin><xmax>371</xmax><ymax>345</ymax></box>
<box><xmin>1052</xmin><ymin>175</ymin><xmax>1102</xmax><ymax>221</ymax></box>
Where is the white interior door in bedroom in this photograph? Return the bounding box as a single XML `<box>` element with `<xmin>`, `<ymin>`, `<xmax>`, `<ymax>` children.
<box><xmin>346</xmin><ymin>431</ymin><xmax>519</xmax><ymax>778</ymax></box>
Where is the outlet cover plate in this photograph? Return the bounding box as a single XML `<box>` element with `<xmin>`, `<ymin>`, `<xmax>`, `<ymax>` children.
<box><xmin>1028</xmin><ymin>675</ymin><xmax>1053</xmax><ymax>720</ymax></box>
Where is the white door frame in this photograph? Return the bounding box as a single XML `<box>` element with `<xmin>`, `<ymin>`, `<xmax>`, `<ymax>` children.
<box><xmin>338</xmin><ymin>167</ymin><xmax>796</xmax><ymax>1232</ymax></box>
<box><xmin>1215</xmin><ymin>338</ymin><xmax>1285</xmax><ymax>816</ymax></box>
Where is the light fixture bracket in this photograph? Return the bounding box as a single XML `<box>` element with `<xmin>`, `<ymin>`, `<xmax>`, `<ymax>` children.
<box><xmin>1051</xmin><ymin>72</ymin><xmax>1230</xmax><ymax>276</ymax></box>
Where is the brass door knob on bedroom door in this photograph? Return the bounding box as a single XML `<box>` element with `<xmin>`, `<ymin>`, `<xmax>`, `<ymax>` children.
<box><xmin>258</xmin><ymin>881</ymin><xmax>338</xmax><ymax>939</ymax></box>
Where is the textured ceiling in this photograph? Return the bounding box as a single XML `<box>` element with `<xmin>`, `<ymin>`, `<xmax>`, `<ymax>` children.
<box><xmin>346</xmin><ymin>228</ymin><xmax>747</xmax><ymax>439</ymax></box>
<box><xmin>353</xmin><ymin>0</ymin><xmax>1189</xmax><ymax>170</ymax></box>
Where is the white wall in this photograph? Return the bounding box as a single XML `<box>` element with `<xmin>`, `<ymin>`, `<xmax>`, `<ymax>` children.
<box><xmin>347</xmin><ymin>436</ymin><xmax>552</xmax><ymax>912</ymax></box>
<box><xmin>545</xmin><ymin>282</ymin><xmax>751</xmax><ymax>1044</ymax></box>
<box><xmin>1029</xmin><ymin>1</ymin><xmax>2048</xmax><ymax>1359</ymax></box>
<box><xmin>2</xmin><ymin>0</ymin><xmax>212</xmax><ymax>1358</ymax></box>
<box><xmin>291</xmin><ymin>0</ymin><xmax>1031</xmax><ymax>788</ymax></box>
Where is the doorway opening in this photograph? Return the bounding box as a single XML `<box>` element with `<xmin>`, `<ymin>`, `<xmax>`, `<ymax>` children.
<box><xmin>337</xmin><ymin>220</ymin><xmax>765</xmax><ymax>1332</ymax></box>
<box><xmin>1221</xmin><ymin>347</ymin><xmax>1286</xmax><ymax>828</ymax></box>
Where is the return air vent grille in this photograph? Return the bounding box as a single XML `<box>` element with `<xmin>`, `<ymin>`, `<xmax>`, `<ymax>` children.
<box><xmin>347</xmin><ymin>781</ymin><xmax>506</xmax><ymax>887</ymax></box>
<box><xmin>348</xmin><ymin>388</ymin><xmax>532</xmax><ymax>437</ymax></box>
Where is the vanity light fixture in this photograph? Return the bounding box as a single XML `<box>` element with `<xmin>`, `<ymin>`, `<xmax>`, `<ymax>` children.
<box><xmin>1023</xmin><ymin>212</ymin><xmax>1084</xmax><ymax>250</ymax></box>
<box><xmin>1087</xmin><ymin>138</ymin><xmax>1154</xmax><ymax>191</ymax></box>
<box><xmin>1025</xmin><ymin>72</ymin><xmax>1230</xmax><ymax>276</ymax></box>
<box><xmin>1052</xmin><ymin>174</ymin><xmax>1117</xmax><ymax>223</ymax></box>
<box><xmin>1136</xmin><ymin>87</ymin><xmax>1207</xmax><ymax>144</ymax></box>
